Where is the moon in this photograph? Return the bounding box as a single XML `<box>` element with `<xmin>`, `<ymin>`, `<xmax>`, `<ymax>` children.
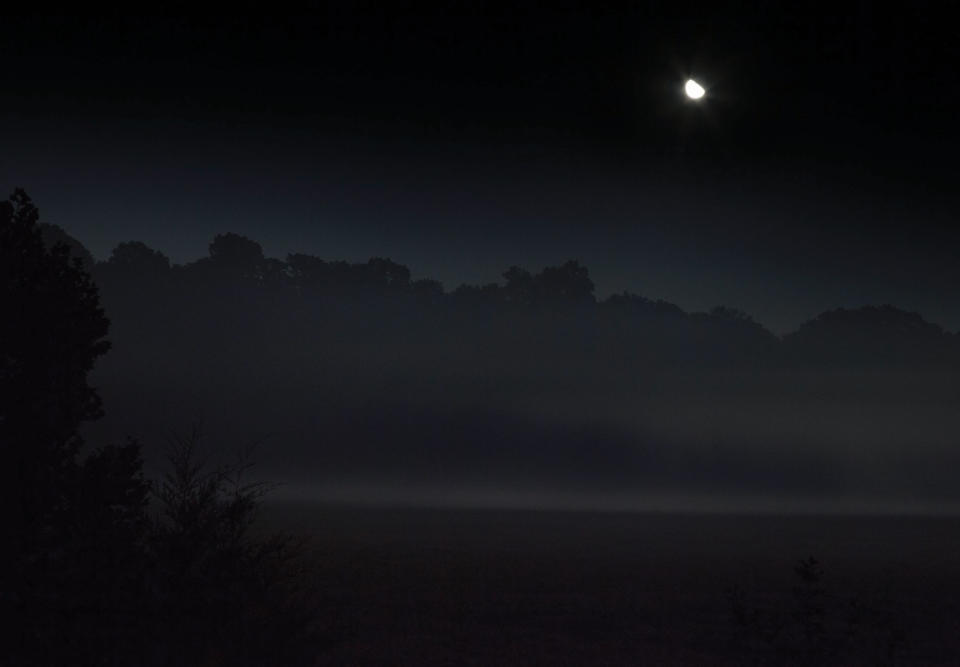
<box><xmin>684</xmin><ymin>79</ymin><xmax>705</xmax><ymax>100</ymax></box>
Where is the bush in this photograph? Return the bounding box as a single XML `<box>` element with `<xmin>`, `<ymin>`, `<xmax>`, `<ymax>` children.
<box><xmin>727</xmin><ymin>556</ymin><xmax>910</xmax><ymax>666</ymax></box>
<box><xmin>143</xmin><ymin>426</ymin><xmax>320</xmax><ymax>667</ymax></box>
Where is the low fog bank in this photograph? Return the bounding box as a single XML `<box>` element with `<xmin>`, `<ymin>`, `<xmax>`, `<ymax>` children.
<box><xmin>265</xmin><ymin>483</ymin><xmax>960</xmax><ymax>517</ymax></box>
<box><xmin>63</xmin><ymin>230</ymin><xmax>960</xmax><ymax>514</ymax></box>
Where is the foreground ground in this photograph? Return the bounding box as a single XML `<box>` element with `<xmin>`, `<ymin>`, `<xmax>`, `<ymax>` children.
<box><xmin>256</xmin><ymin>503</ymin><xmax>960</xmax><ymax>665</ymax></box>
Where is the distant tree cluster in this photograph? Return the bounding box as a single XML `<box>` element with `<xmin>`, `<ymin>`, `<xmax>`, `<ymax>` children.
<box><xmin>74</xmin><ymin>225</ymin><xmax>958</xmax><ymax>372</ymax></box>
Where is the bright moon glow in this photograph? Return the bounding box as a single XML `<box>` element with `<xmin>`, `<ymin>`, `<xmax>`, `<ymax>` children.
<box><xmin>684</xmin><ymin>79</ymin><xmax>705</xmax><ymax>100</ymax></box>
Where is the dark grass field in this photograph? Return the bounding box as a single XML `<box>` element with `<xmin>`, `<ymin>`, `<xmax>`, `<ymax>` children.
<box><xmin>255</xmin><ymin>503</ymin><xmax>960</xmax><ymax>665</ymax></box>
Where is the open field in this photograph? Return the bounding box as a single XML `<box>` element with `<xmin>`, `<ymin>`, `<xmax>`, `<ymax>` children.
<box><xmin>257</xmin><ymin>504</ymin><xmax>960</xmax><ymax>665</ymax></box>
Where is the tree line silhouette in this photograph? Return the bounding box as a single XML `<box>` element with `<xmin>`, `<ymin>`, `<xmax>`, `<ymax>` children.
<box><xmin>84</xmin><ymin>229</ymin><xmax>958</xmax><ymax>371</ymax></box>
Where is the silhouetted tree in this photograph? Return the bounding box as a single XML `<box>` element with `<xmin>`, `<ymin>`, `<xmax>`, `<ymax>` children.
<box><xmin>366</xmin><ymin>256</ymin><xmax>411</xmax><ymax>291</ymax></box>
<box><xmin>535</xmin><ymin>259</ymin><xmax>595</xmax><ymax>305</ymax></box>
<box><xmin>209</xmin><ymin>232</ymin><xmax>264</xmax><ymax>270</ymax></box>
<box><xmin>0</xmin><ymin>189</ymin><xmax>110</xmax><ymax>451</ymax></box>
<box><xmin>147</xmin><ymin>427</ymin><xmax>318</xmax><ymax>666</ymax></box>
<box><xmin>286</xmin><ymin>252</ymin><xmax>329</xmax><ymax>293</ymax></box>
<box><xmin>2</xmin><ymin>193</ymin><xmax>321</xmax><ymax>665</ymax></box>
<box><xmin>58</xmin><ymin>442</ymin><xmax>152</xmax><ymax>663</ymax></box>
<box><xmin>0</xmin><ymin>189</ymin><xmax>150</xmax><ymax>665</ymax></box>
<box><xmin>412</xmin><ymin>277</ymin><xmax>444</xmax><ymax>304</ymax></box>
<box><xmin>502</xmin><ymin>265</ymin><xmax>534</xmax><ymax>306</ymax></box>
<box><xmin>1</xmin><ymin>189</ymin><xmax>109</xmax><ymax>542</ymax></box>
<box><xmin>38</xmin><ymin>222</ymin><xmax>96</xmax><ymax>270</ymax></box>
<box><xmin>452</xmin><ymin>282</ymin><xmax>501</xmax><ymax>303</ymax></box>
<box><xmin>728</xmin><ymin>555</ymin><xmax>910</xmax><ymax>664</ymax></box>
<box><xmin>202</xmin><ymin>232</ymin><xmax>267</xmax><ymax>286</ymax></box>
<box><xmin>783</xmin><ymin>305</ymin><xmax>951</xmax><ymax>365</ymax></box>
<box><xmin>261</xmin><ymin>256</ymin><xmax>292</xmax><ymax>291</ymax></box>
<box><xmin>95</xmin><ymin>242</ymin><xmax>173</xmax><ymax>314</ymax></box>
<box><xmin>603</xmin><ymin>291</ymin><xmax>687</xmax><ymax>319</ymax></box>
<box><xmin>104</xmin><ymin>240</ymin><xmax>171</xmax><ymax>277</ymax></box>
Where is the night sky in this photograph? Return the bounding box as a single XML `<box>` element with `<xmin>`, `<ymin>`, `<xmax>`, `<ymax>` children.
<box><xmin>11</xmin><ymin>11</ymin><xmax>960</xmax><ymax>665</ymax></box>
<box><xmin>2</xmin><ymin>3</ymin><xmax>958</xmax><ymax>333</ymax></box>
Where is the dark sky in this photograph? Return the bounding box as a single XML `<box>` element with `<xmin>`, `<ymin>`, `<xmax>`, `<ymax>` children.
<box><xmin>2</xmin><ymin>3</ymin><xmax>958</xmax><ymax>333</ymax></box>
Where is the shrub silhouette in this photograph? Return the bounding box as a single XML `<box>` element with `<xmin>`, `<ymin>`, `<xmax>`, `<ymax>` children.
<box><xmin>145</xmin><ymin>426</ymin><xmax>319</xmax><ymax>667</ymax></box>
<box><xmin>792</xmin><ymin>556</ymin><xmax>826</xmax><ymax>650</ymax></box>
<box><xmin>727</xmin><ymin>556</ymin><xmax>910</xmax><ymax>666</ymax></box>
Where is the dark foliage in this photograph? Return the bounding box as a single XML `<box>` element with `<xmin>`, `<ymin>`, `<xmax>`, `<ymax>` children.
<box><xmin>727</xmin><ymin>556</ymin><xmax>910</xmax><ymax>665</ymax></box>
<box><xmin>38</xmin><ymin>222</ymin><xmax>96</xmax><ymax>271</ymax></box>
<box><xmin>782</xmin><ymin>305</ymin><xmax>953</xmax><ymax>366</ymax></box>
<box><xmin>1</xmin><ymin>191</ymin><xmax>315</xmax><ymax>666</ymax></box>
<box><xmin>1</xmin><ymin>188</ymin><xmax>116</xmax><ymax>664</ymax></box>
<box><xmin>103</xmin><ymin>241</ymin><xmax>171</xmax><ymax>279</ymax></box>
<box><xmin>87</xmin><ymin>228</ymin><xmax>960</xmax><ymax>375</ymax></box>
<box><xmin>144</xmin><ymin>427</ymin><xmax>319</xmax><ymax>667</ymax></box>
<box><xmin>0</xmin><ymin>189</ymin><xmax>110</xmax><ymax>453</ymax></box>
